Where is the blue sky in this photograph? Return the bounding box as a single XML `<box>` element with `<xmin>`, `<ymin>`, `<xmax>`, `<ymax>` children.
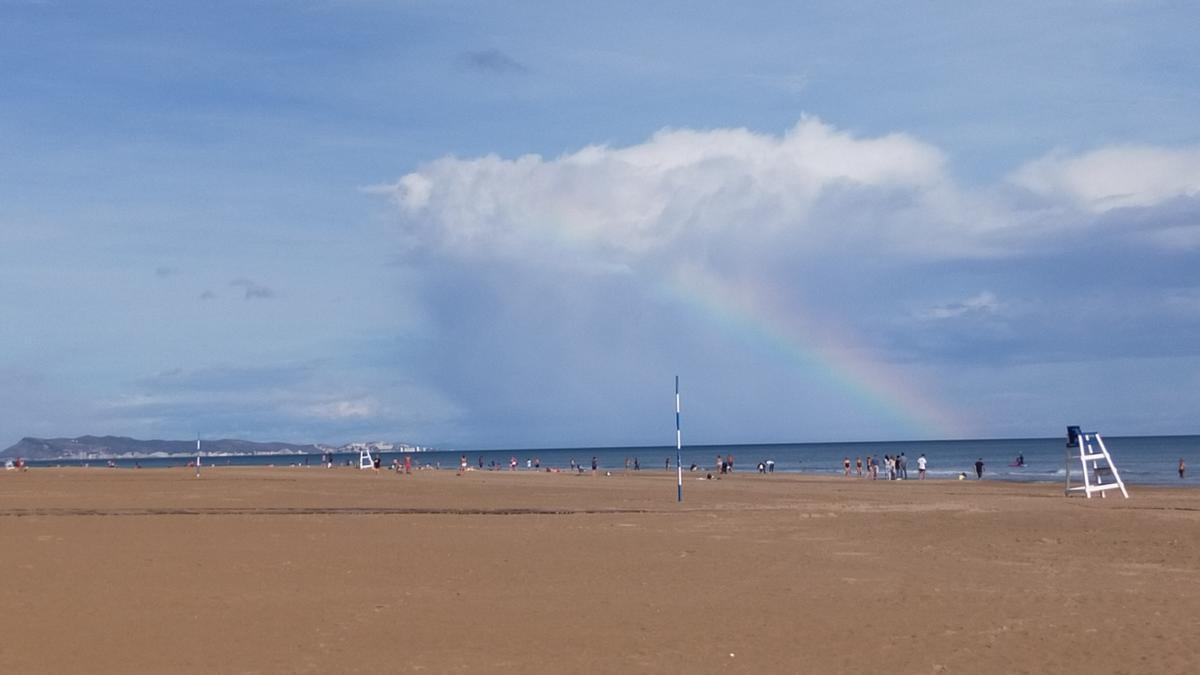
<box><xmin>2</xmin><ymin>1</ymin><xmax>1198</xmax><ymax>449</ymax></box>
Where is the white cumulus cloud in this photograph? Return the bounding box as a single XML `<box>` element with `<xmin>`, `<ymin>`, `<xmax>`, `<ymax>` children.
<box><xmin>379</xmin><ymin>119</ymin><xmax>1200</xmax><ymax>269</ymax></box>
<box><xmin>375</xmin><ymin>117</ymin><xmax>1003</xmax><ymax>263</ymax></box>
<box><xmin>1010</xmin><ymin>145</ymin><xmax>1200</xmax><ymax>212</ymax></box>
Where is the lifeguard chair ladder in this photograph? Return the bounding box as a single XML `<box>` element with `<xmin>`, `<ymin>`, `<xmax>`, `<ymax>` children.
<box><xmin>359</xmin><ymin>448</ymin><xmax>374</xmax><ymax>470</ymax></box>
<box><xmin>1065</xmin><ymin>426</ymin><xmax>1128</xmax><ymax>499</ymax></box>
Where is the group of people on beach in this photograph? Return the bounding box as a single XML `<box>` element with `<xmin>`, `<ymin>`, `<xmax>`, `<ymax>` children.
<box><xmin>843</xmin><ymin>453</ymin><xmax>928</xmax><ymax>480</ymax></box>
<box><xmin>716</xmin><ymin>454</ymin><xmax>735</xmax><ymax>475</ymax></box>
<box><xmin>676</xmin><ymin>454</ymin><xmax>740</xmax><ymax>480</ymax></box>
<box><xmin>388</xmin><ymin>455</ymin><xmax>412</xmax><ymax>474</ymax></box>
<box><xmin>326</xmin><ymin>450</ymin><xmax>1192</xmax><ymax>482</ymax></box>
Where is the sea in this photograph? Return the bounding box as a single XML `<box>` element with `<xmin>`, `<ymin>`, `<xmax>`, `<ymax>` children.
<box><xmin>22</xmin><ymin>434</ymin><xmax>1199</xmax><ymax>487</ymax></box>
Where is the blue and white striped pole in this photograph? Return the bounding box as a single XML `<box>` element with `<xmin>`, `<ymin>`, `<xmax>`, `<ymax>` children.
<box><xmin>676</xmin><ymin>376</ymin><xmax>683</xmax><ymax>502</ymax></box>
<box><xmin>195</xmin><ymin>435</ymin><xmax>201</xmax><ymax>478</ymax></box>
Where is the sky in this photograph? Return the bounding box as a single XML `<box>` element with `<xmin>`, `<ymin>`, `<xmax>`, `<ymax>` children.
<box><xmin>2</xmin><ymin>1</ymin><xmax>1199</xmax><ymax>449</ymax></box>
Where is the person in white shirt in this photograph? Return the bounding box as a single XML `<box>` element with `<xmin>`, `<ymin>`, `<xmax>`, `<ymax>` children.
<box><xmin>917</xmin><ymin>454</ymin><xmax>927</xmax><ymax>480</ymax></box>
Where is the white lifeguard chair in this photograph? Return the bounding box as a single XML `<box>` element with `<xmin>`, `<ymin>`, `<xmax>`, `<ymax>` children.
<box><xmin>359</xmin><ymin>447</ymin><xmax>374</xmax><ymax>470</ymax></box>
<box><xmin>1065</xmin><ymin>426</ymin><xmax>1128</xmax><ymax>499</ymax></box>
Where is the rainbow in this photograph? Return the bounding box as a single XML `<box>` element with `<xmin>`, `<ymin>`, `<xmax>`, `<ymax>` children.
<box><xmin>664</xmin><ymin>264</ymin><xmax>966</xmax><ymax>439</ymax></box>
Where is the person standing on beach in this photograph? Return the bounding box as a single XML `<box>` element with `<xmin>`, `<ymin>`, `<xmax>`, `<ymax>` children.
<box><xmin>717</xmin><ymin>454</ymin><xmax>725</xmax><ymax>475</ymax></box>
<box><xmin>726</xmin><ymin>454</ymin><xmax>735</xmax><ymax>473</ymax></box>
<box><xmin>843</xmin><ymin>457</ymin><xmax>851</xmax><ymax>476</ymax></box>
<box><xmin>975</xmin><ymin>458</ymin><xmax>984</xmax><ymax>479</ymax></box>
<box><xmin>855</xmin><ymin>457</ymin><xmax>863</xmax><ymax>477</ymax></box>
<box><xmin>665</xmin><ymin>457</ymin><xmax>671</xmax><ymax>471</ymax></box>
<box><xmin>1180</xmin><ymin>458</ymin><xmax>1186</xmax><ymax>479</ymax></box>
<box><xmin>591</xmin><ymin>456</ymin><xmax>598</xmax><ymax>475</ymax></box>
<box><xmin>899</xmin><ymin>453</ymin><xmax>908</xmax><ymax>479</ymax></box>
<box><xmin>458</xmin><ymin>454</ymin><xmax>467</xmax><ymax>476</ymax></box>
<box><xmin>917</xmin><ymin>454</ymin><xmax>927</xmax><ymax>480</ymax></box>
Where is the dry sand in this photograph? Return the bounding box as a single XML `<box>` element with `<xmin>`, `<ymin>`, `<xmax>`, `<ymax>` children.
<box><xmin>2</xmin><ymin>466</ymin><xmax>1198</xmax><ymax>674</ymax></box>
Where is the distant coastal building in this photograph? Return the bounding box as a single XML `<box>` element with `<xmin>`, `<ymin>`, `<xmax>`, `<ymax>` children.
<box><xmin>4</xmin><ymin>435</ymin><xmax>432</xmax><ymax>460</ymax></box>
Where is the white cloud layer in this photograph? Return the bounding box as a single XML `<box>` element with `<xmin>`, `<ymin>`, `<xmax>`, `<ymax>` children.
<box><xmin>1010</xmin><ymin>145</ymin><xmax>1200</xmax><ymax>212</ymax></box>
<box><xmin>380</xmin><ymin>117</ymin><xmax>986</xmax><ymax>262</ymax></box>
<box><xmin>379</xmin><ymin>119</ymin><xmax>1200</xmax><ymax>270</ymax></box>
<box><xmin>98</xmin><ymin>364</ymin><xmax>464</xmax><ymax>441</ymax></box>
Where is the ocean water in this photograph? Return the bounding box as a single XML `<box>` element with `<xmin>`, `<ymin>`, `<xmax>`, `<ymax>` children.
<box><xmin>24</xmin><ymin>434</ymin><xmax>1199</xmax><ymax>487</ymax></box>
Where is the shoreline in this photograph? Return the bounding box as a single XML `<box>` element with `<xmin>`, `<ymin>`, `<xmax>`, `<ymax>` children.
<box><xmin>11</xmin><ymin>461</ymin><xmax>1198</xmax><ymax>489</ymax></box>
<box><xmin>14</xmin><ymin>432</ymin><xmax>1195</xmax><ymax>489</ymax></box>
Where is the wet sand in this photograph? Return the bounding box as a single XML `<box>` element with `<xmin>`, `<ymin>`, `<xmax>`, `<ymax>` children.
<box><xmin>1</xmin><ymin>467</ymin><xmax>1198</xmax><ymax>673</ymax></box>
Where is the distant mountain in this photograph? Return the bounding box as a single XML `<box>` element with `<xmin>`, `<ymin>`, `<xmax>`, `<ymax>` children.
<box><xmin>1</xmin><ymin>435</ymin><xmax>322</xmax><ymax>459</ymax></box>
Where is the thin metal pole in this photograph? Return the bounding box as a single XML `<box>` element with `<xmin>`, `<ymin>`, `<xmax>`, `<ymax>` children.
<box><xmin>1064</xmin><ymin>434</ymin><xmax>1069</xmax><ymax>495</ymax></box>
<box><xmin>676</xmin><ymin>376</ymin><xmax>683</xmax><ymax>503</ymax></box>
<box><xmin>195</xmin><ymin>435</ymin><xmax>201</xmax><ymax>479</ymax></box>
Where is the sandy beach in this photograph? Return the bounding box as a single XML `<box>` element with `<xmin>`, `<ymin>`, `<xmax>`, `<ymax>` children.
<box><xmin>1</xmin><ymin>467</ymin><xmax>1197</xmax><ymax>674</ymax></box>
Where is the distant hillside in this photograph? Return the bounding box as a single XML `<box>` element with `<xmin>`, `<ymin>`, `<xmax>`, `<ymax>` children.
<box><xmin>2</xmin><ymin>435</ymin><xmax>322</xmax><ymax>459</ymax></box>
